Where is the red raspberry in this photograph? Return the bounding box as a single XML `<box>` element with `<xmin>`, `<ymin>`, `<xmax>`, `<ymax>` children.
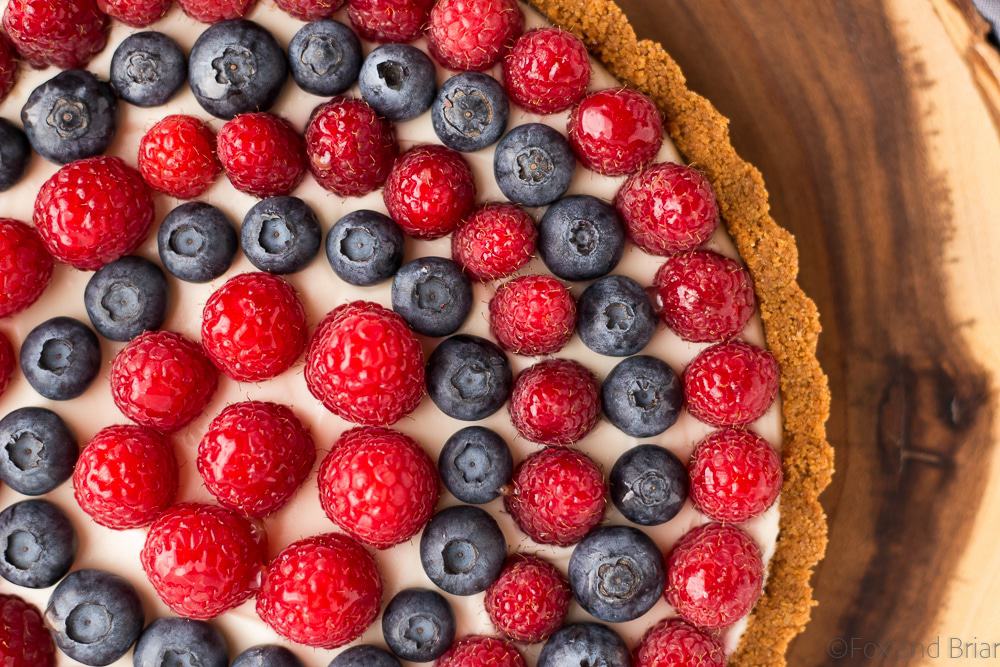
<box><xmin>452</xmin><ymin>203</ymin><xmax>536</xmax><ymax>281</ymax></box>
<box><xmin>141</xmin><ymin>502</ymin><xmax>267</xmax><ymax>620</ymax></box>
<box><xmin>138</xmin><ymin>115</ymin><xmax>221</xmax><ymax>200</ymax></box>
<box><xmin>684</xmin><ymin>341</ymin><xmax>780</xmax><ymax>428</ymax></box>
<box><xmin>306</xmin><ymin>98</ymin><xmax>397</xmax><ymax>197</ymax></box>
<box><xmin>177</xmin><ymin>0</ymin><xmax>255</xmax><ymax>22</ymax></box>
<box><xmin>275</xmin><ymin>0</ymin><xmax>344</xmax><ymax>20</ymax></box>
<box><xmin>3</xmin><ymin>0</ymin><xmax>109</xmax><ymax>69</ymax></box>
<box><xmin>503</xmin><ymin>28</ymin><xmax>589</xmax><ymax>114</ymax></box>
<box><xmin>485</xmin><ymin>554</ymin><xmax>570</xmax><ymax>643</ymax></box>
<box><xmin>0</xmin><ymin>32</ymin><xmax>18</xmax><ymax>102</ymax></box>
<box><xmin>201</xmin><ymin>272</ymin><xmax>307</xmax><ymax>382</ymax></box>
<box><xmin>634</xmin><ymin>617</ymin><xmax>725</xmax><ymax>667</ymax></box>
<box><xmin>568</xmin><ymin>88</ymin><xmax>663</xmax><ymax>177</ymax></box>
<box><xmin>436</xmin><ymin>636</ymin><xmax>526</xmax><ymax>667</ymax></box>
<box><xmin>110</xmin><ymin>330</ymin><xmax>219</xmax><ymax>432</ymax></box>
<box><xmin>33</xmin><ymin>156</ymin><xmax>154</xmax><ymax>271</ymax></box>
<box><xmin>347</xmin><ymin>0</ymin><xmax>432</xmax><ymax>42</ymax></box>
<box><xmin>384</xmin><ymin>145</ymin><xmax>476</xmax><ymax>240</ymax></box>
<box><xmin>505</xmin><ymin>447</ymin><xmax>606</xmax><ymax>547</ymax></box>
<box><xmin>665</xmin><ymin>522</ymin><xmax>764</xmax><ymax>629</ymax></box>
<box><xmin>653</xmin><ymin>249</ymin><xmax>755</xmax><ymax>342</ymax></box>
<box><xmin>256</xmin><ymin>533</ymin><xmax>382</xmax><ymax>648</ymax></box>
<box><xmin>616</xmin><ymin>162</ymin><xmax>720</xmax><ymax>256</ymax></box>
<box><xmin>0</xmin><ymin>594</ymin><xmax>55</xmax><ymax>667</ymax></box>
<box><xmin>217</xmin><ymin>113</ymin><xmax>307</xmax><ymax>198</ymax></box>
<box><xmin>97</xmin><ymin>0</ymin><xmax>172</xmax><ymax>26</ymax></box>
<box><xmin>73</xmin><ymin>425</ymin><xmax>178</xmax><ymax>530</ymax></box>
<box><xmin>305</xmin><ymin>301</ymin><xmax>425</xmax><ymax>426</ymax></box>
<box><xmin>427</xmin><ymin>0</ymin><xmax>523</xmax><ymax>71</ymax></box>
<box><xmin>0</xmin><ymin>218</ymin><xmax>53</xmax><ymax>318</ymax></box>
<box><xmin>489</xmin><ymin>275</ymin><xmax>575</xmax><ymax>356</ymax></box>
<box><xmin>319</xmin><ymin>426</ymin><xmax>438</xmax><ymax>549</ymax></box>
<box><xmin>689</xmin><ymin>428</ymin><xmax>782</xmax><ymax>523</ymax></box>
<box><xmin>0</xmin><ymin>332</ymin><xmax>13</xmax><ymax>397</ymax></box>
<box><xmin>508</xmin><ymin>359</ymin><xmax>598</xmax><ymax>445</ymax></box>
<box><xmin>198</xmin><ymin>401</ymin><xmax>315</xmax><ymax>517</ymax></box>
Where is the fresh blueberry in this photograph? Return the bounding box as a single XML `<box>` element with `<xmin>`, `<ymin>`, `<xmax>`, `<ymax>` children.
<box><xmin>84</xmin><ymin>257</ymin><xmax>168</xmax><ymax>342</ymax></box>
<box><xmin>330</xmin><ymin>645</ymin><xmax>401</xmax><ymax>667</ymax></box>
<box><xmin>233</xmin><ymin>645</ymin><xmax>303</xmax><ymax>667</ymax></box>
<box><xmin>426</xmin><ymin>335</ymin><xmax>512</xmax><ymax>420</ymax></box>
<box><xmin>158</xmin><ymin>202</ymin><xmax>238</xmax><ymax>283</ymax></box>
<box><xmin>326</xmin><ymin>210</ymin><xmax>404</xmax><ymax>286</ymax></box>
<box><xmin>381</xmin><ymin>589</ymin><xmax>455</xmax><ymax>662</ymax></box>
<box><xmin>538</xmin><ymin>623</ymin><xmax>631</xmax><ymax>667</ymax></box>
<box><xmin>20</xmin><ymin>317</ymin><xmax>101</xmax><ymax>401</ymax></box>
<box><xmin>577</xmin><ymin>275</ymin><xmax>655</xmax><ymax>356</ymax></box>
<box><xmin>21</xmin><ymin>70</ymin><xmax>117</xmax><ymax>164</ymax></box>
<box><xmin>359</xmin><ymin>44</ymin><xmax>435</xmax><ymax>122</ymax></box>
<box><xmin>110</xmin><ymin>31</ymin><xmax>186</xmax><ymax>107</ymax></box>
<box><xmin>0</xmin><ymin>118</ymin><xmax>30</xmax><ymax>191</ymax></box>
<box><xmin>391</xmin><ymin>257</ymin><xmax>472</xmax><ymax>337</ymax></box>
<box><xmin>0</xmin><ymin>407</ymin><xmax>77</xmax><ymax>495</ymax></box>
<box><xmin>432</xmin><ymin>72</ymin><xmax>508</xmax><ymax>152</ymax></box>
<box><xmin>242</xmin><ymin>196</ymin><xmax>322</xmax><ymax>274</ymax></box>
<box><xmin>494</xmin><ymin>123</ymin><xmax>575</xmax><ymax>207</ymax></box>
<box><xmin>610</xmin><ymin>444</ymin><xmax>688</xmax><ymax>526</ymax></box>
<box><xmin>189</xmin><ymin>19</ymin><xmax>288</xmax><ymax>119</ymax></box>
<box><xmin>288</xmin><ymin>20</ymin><xmax>362</xmax><ymax>97</ymax></box>
<box><xmin>420</xmin><ymin>505</ymin><xmax>506</xmax><ymax>596</ymax></box>
<box><xmin>46</xmin><ymin>569</ymin><xmax>144</xmax><ymax>666</ymax></box>
<box><xmin>438</xmin><ymin>426</ymin><xmax>512</xmax><ymax>504</ymax></box>
<box><xmin>133</xmin><ymin>618</ymin><xmax>228</xmax><ymax>667</ymax></box>
<box><xmin>0</xmin><ymin>499</ymin><xmax>76</xmax><ymax>589</ymax></box>
<box><xmin>539</xmin><ymin>195</ymin><xmax>625</xmax><ymax>281</ymax></box>
<box><xmin>601</xmin><ymin>355</ymin><xmax>682</xmax><ymax>438</ymax></box>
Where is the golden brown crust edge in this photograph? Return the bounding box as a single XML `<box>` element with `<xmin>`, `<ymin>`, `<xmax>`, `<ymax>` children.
<box><xmin>524</xmin><ymin>0</ymin><xmax>835</xmax><ymax>664</ymax></box>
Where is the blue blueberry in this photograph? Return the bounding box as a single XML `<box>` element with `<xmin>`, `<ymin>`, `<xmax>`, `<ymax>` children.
<box><xmin>158</xmin><ymin>202</ymin><xmax>238</xmax><ymax>283</ymax></box>
<box><xmin>610</xmin><ymin>444</ymin><xmax>687</xmax><ymax>526</ymax></box>
<box><xmin>0</xmin><ymin>118</ymin><xmax>30</xmax><ymax>191</ymax></box>
<box><xmin>20</xmin><ymin>317</ymin><xmax>101</xmax><ymax>401</ymax></box>
<box><xmin>539</xmin><ymin>195</ymin><xmax>625</xmax><ymax>281</ymax></box>
<box><xmin>330</xmin><ymin>646</ymin><xmax>401</xmax><ymax>667</ymax></box>
<box><xmin>233</xmin><ymin>645</ymin><xmax>303</xmax><ymax>667</ymax></box>
<box><xmin>133</xmin><ymin>618</ymin><xmax>227</xmax><ymax>667</ymax></box>
<box><xmin>601</xmin><ymin>355</ymin><xmax>682</xmax><ymax>438</ymax></box>
<box><xmin>420</xmin><ymin>505</ymin><xmax>506</xmax><ymax>596</ymax></box>
<box><xmin>359</xmin><ymin>44</ymin><xmax>436</xmax><ymax>122</ymax></box>
<box><xmin>242</xmin><ymin>196</ymin><xmax>322</xmax><ymax>274</ymax></box>
<box><xmin>0</xmin><ymin>499</ymin><xmax>76</xmax><ymax>589</ymax></box>
<box><xmin>0</xmin><ymin>407</ymin><xmax>77</xmax><ymax>495</ymax></box>
<box><xmin>84</xmin><ymin>256</ymin><xmax>168</xmax><ymax>342</ymax></box>
<box><xmin>21</xmin><ymin>70</ymin><xmax>117</xmax><ymax>164</ymax></box>
<box><xmin>381</xmin><ymin>589</ymin><xmax>455</xmax><ymax>662</ymax></box>
<box><xmin>326</xmin><ymin>210</ymin><xmax>403</xmax><ymax>286</ymax></box>
<box><xmin>494</xmin><ymin>123</ymin><xmax>575</xmax><ymax>207</ymax></box>
<box><xmin>538</xmin><ymin>623</ymin><xmax>630</xmax><ymax>667</ymax></box>
<box><xmin>46</xmin><ymin>569</ymin><xmax>144</xmax><ymax>666</ymax></box>
<box><xmin>189</xmin><ymin>19</ymin><xmax>288</xmax><ymax>119</ymax></box>
<box><xmin>391</xmin><ymin>257</ymin><xmax>472</xmax><ymax>337</ymax></box>
<box><xmin>432</xmin><ymin>72</ymin><xmax>508</xmax><ymax>152</ymax></box>
<box><xmin>110</xmin><ymin>31</ymin><xmax>186</xmax><ymax>107</ymax></box>
<box><xmin>426</xmin><ymin>335</ymin><xmax>511</xmax><ymax>421</ymax></box>
<box><xmin>288</xmin><ymin>20</ymin><xmax>362</xmax><ymax>97</ymax></box>
<box><xmin>577</xmin><ymin>275</ymin><xmax>655</xmax><ymax>356</ymax></box>
<box><xmin>439</xmin><ymin>426</ymin><xmax>512</xmax><ymax>504</ymax></box>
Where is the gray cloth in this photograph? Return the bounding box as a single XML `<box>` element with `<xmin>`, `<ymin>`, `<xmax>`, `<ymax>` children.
<box><xmin>974</xmin><ymin>0</ymin><xmax>1000</xmax><ymax>34</ymax></box>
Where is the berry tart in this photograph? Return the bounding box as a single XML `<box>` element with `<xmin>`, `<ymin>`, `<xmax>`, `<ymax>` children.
<box><xmin>0</xmin><ymin>0</ymin><xmax>831</xmax><ymax>666</ymax></box>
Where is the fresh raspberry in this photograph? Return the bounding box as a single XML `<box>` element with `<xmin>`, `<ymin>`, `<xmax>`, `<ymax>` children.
<box><xmin>177</xmin><ymin>0</ymin><xmax>255</xmax><ymax>22</ymax></box>
<box><xmin>97</xmin><ymin>0</ymin><xmax>172</xmax><ymax>26</ymax></box>
<box><xmin>689</xmin><ymin>428</ymin><xmax>782</xmax><ymax>523</ymax></box>
<box><xmin>0</xmin><ymin>332</ymin><xmax>13</xmax><ymax>397</ymax></box>
<box><xmin>568</xmin><ymin>88</ymin><xmax>663</xmax><ymax>177</ymax></box>
<box><xmin>3</xmin><ymin>0</ymin><xmax>109</xmax><ymax>69</ymax></box>
<box><xmin>616</xmin><ymin>162</ymin><xmax>720</xmax><ymax>256</ymax></box>
<box><xmin>306</xmin><ymin>98</ymin><xmax>397</xmax><ymax>197</ymax></box>
<box><xmin>505</xmin><ymin>447</ymin><xmax>606</xmax><ymax>547</ymax></box>
<box><xmin>201</xmin><ymin>272</ymin><xmax>308</xmax><ymax>382</ymax></box>
<box><xmin>198</xmin><ymin>401</ymin><xmax>315</xmax><ymax>517</ymax></box>
<box><xmin>347</xmin><ymin>0</ymin><xmax>432</xmax><ymax>42</ymax></box>
<box><xmin>0</xmin><ymin>594</ymin><xmax>55</xmax><ymax>667</ymax></box>
<box><xmin>256</xmin><ymin>533</ymin><xmax>382</xmax><ymax>649</ymax></box>
<box><xmin>485</xmin><ymin>554</ymin><xmax>570</xmax><ymax>643</ymax></box>
<box><xmin>217</xmin><ymin>113</ymin><xmax>307</xmax><ymax>198</ymax></box>
<box><xmin>384</xmin><ymin>145</ymin><xmax>476</xmax><ymax>240</ymax></box>
<box><xmin>0</xmin><ymin>218</ymin><xmax>53</xmax><ymax>318</ymax></box>
<box><xmin>653</xmin><ymin>249</ymin><xmax>755</xmax><ymax>342</ymax></box>
<box><xmin>0</xmin><ymin>32</ymin><xmax>17</xmax><ymax>102</ymax></box>
<box><xmin>141</xmin><ymin>502</ymin><xmax>267</xmax><ymax>620</ymax></box>
<box><xmin>73</xmin><ymin>425</ymin><xmax>178</xmax><ymax>530</ymax></box>
<box><xmin>110</xmin><ymin>330</ymin><xmax>219</xmax><ymax>432</ymax></box>
<box><xmin>503</xmin><ymin>28</ymin><xmax>589</xmax><ymax>114</ymax></box>
<box><xmin>489</xmin><ymin>275</ymin><xmax>575</xmax><ymax>356</ymax></box>
<box><xmin>319</xmin><ymin>426</ymin><xmax>438</xmax><ymax>549</ymax></box>
<box><xmin>305</xmin><ymin>301</ymin><xmax>425</xmax><ymax>426</ymax></box>
<box><xmin>452</xmin><ymin>203</ymin><xmax>537</xmax><ymax>281</ymax></box>
<box><xmin>33</xmin><ymin>156</ymin><xmax>154</xmax><ymax>271</ymax></box>
<box><xmin>138</xmin><ymin>115</ymin><xmax>221</xmax><ymax>200</ymax></box>
<box><xmin>509</xmin><ymin>359</ymin><xmax>599</xmax><ymax>445</ymax></box>
<box><xmin>275</xmin><ymin>0</ymin><xmax>344</xmax><ymax>20</ymax></box>
<box><xmin>684</xmin><ymin>341</ymin><xmax>780</xmax><ymax>427</ymax></box>
<box><xmin>634</xmin><ymin>617</ymin><xmax>725</xmax><ymax>667</ymax></box>
<box><xmin>665</xmin><ymin>522</ymin><xmax>764</xmax><ymax>629</ymax></box>
<box><xmin>427</xmin><ymin>0</ymin><xmax>523</xmax><ymax>71</ymax></box>
<box><xmin>436</xmin><ymin>636</ymin><xmax>526</xmax><ymax>667</ymax></box>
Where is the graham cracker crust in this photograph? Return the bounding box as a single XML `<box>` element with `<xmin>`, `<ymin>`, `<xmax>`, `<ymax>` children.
<box><xmin>524</xmin><ymin>1</ymin><xmax>835</xmax><ymax>664</ymax></box>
